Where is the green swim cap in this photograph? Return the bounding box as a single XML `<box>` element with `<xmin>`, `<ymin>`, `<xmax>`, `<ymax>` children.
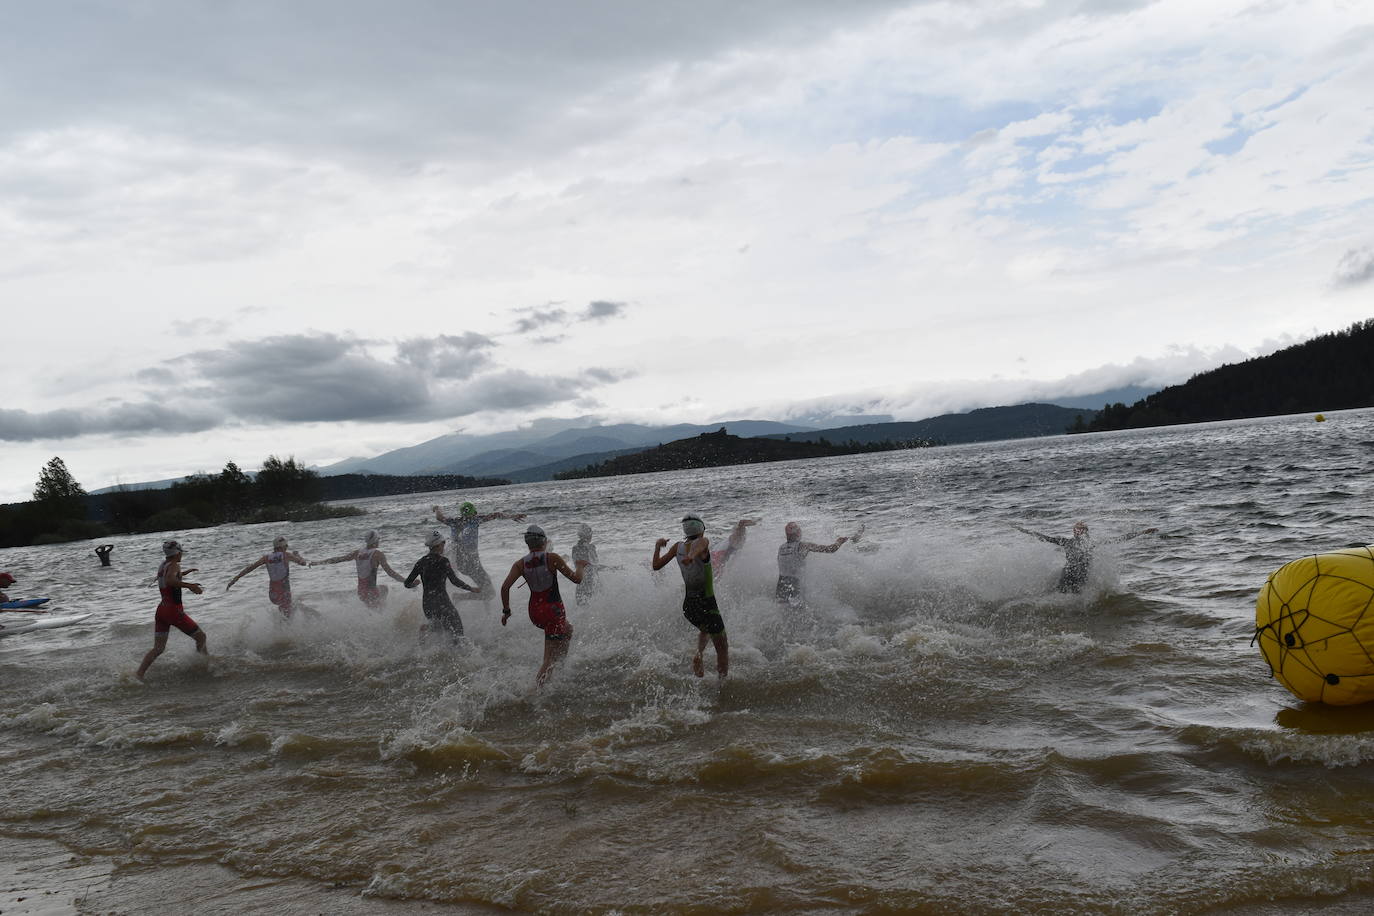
<box><xmin>460</xmin><ymin>502</ymin><xmax>477</xmax><ymax>517</ymax></box>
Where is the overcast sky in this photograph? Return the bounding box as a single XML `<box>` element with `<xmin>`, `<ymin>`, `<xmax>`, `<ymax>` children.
<box><xmin>2</xmin><ymin>0</ymin><xmax>1372</xmax><ymax>501</ymax></box>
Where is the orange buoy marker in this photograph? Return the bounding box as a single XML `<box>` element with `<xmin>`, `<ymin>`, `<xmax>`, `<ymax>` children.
<box><xmin>1315</xmin><ymin>414</ymin><xmax>1326</xmax><ymax>422</ymax></box>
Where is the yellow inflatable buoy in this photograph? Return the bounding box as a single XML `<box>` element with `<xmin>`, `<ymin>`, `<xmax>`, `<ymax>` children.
<box><xmin>1255</xmin><ymin>547</ymin><xmax>1374</xmax><ymax>705</ymax></box>
<box><xmin>1315</xmin><ymin>414</ymin><xmax>1326</xmax><ymax>422</ymax></box>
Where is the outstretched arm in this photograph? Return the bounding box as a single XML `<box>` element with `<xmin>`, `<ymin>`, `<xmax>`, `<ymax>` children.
<box><xmin>479</xmin><ymin>511</ymin><xmax>527</xmax><ymax>523</ymax></box>
<box><xmin>226</xmin><ymin>557</ymin><xmax>266</xmax><ymax>591</ymax></box>
<box><xmin>377</xmin><ymin>552</ymin><xmax>407</xmax><ymax>583</ymax></box>
<box><xmin>311</xmin><ymin>549</ymin><xmax>358</xmax><ymax>567</ymax></box>
<box><xmin>444</xmin><ymin>558</ymin><xmax>476</xmax><ymax>592</ymax></box>
<box><xmin>1109</xmin><ymin>527</ymin><xmax>1158</xmax><ymax>544</ymax></box>
<box><xmin>1013</xmin><ymin>525</ymin><xmax>1066</xmax><ymax>546</ymax></box>
<box><xmin>288</xmin><ymin>550</ymin><xmax>309</xmax><ymax>567</ymax></box>
<box><xmin>802</xmin><ymin>537</ymin><xmax>849</xmax><ymax>554</ymax></box>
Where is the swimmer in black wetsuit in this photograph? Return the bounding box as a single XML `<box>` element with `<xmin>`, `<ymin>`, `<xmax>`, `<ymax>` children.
<box><xmin>1013</xmin><ymin>521</ymin><xmax>1157</xmax><ymax>594</ymax></box>
<box><xmin>405</xmin><ymin>530</ymin><xmax>479</xmax><ymax>640</ymax></box>
<box><xmin>95</xmin><ymin>544</ymin><xmax>114</xmax><ymax>567</ymax></box>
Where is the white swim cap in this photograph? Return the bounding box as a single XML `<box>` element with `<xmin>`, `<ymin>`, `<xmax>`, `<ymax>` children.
<box><xmin>524</xmin><ymin>524</ymin><xmax>547</xmax><ymax>548</ymax></box>
<box><xmin>681</xmin><ymin>513</ymin><xmax>705</xmax><ymax>537</ymax></box>
<box><xmin>364</xmin><ymin>529</ymin><xmax>380</xmax><ymax>547</ymax></box>
<box><xmin>425</xmin><ymin>530</ymin><xmax>445</xmax><ymax>548</ymax></box>
<box><xmin>162</xmin><ymin>539</ymin><xmax>182</xmax><ymax>557</ymax></box>
<box><xmin>273</xmin><ymin>535</ymin><xmax>288</xmax><ymax>550</ymax></box>
<box><xmin>577</xmin><ymin>523</ymin><xmax>593</xmax><ymax>542</ymax></box>
<box><xmin>785</xmin><ymin>521</ymin><xmax>802</xmax><ymax>542</ymax></box>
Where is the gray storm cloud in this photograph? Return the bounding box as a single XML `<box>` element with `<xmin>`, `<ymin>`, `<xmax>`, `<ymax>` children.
<box><xmin>512</xmin><ymin>300</ymin><xmax>628</xmax><ymax>335</ymax></box>
<box><xmin>1334</xmin><ymin>247</ymin><xmax>1374</xmax><ymax>288</ymax></box>
<box><xmin>0</xmin><ymin>403</ymin><xmax>222</xmax><ymax>442</ymax></box>
<box><xmin>0</xmin><ymin>2</ymin><xmax>909</xmax><ymax>163</ymax></box>
<box><xmin>0</xmin><ymin>332</ymin><xmax>622</xmax><ymax>440</ymax></box>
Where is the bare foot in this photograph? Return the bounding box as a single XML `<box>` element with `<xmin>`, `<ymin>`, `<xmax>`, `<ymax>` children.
<box><xmin>692</xmin><ymin>654</ymin><xmax>705</xmax><ymax>677</ymax></box>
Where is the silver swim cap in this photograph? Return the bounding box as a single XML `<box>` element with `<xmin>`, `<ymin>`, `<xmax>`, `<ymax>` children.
<box><xmin>162</xmin><ymin>539</ymin><xmax>182</xmax><ymax>557</ymax></box>
<box><xmin>364</xmin><ymin>529</ymin><xmax>380</xmax><ymax>547</ymax></box>
<box><xmin>425</xmin><ymin>529</ymin><xmax>445</xmax><ymax>548</ymax></box>
<box><xmin>681</xmin><ymin>513</ymin><xmax>705</xmax><ymax>537</ymax></box>
<box><xmin>524</xmin><ymin>524</ymin><xmax>547</xmax><ymax>548</ymax></box>
<box><xmin>577</xmin><ymin>523</ymin><xmax>593</xmax><ymax>542</ymax></box>
<box><xmin>273</xmin><ymin>535</ymin><xmax>288</xmax><ymax>550</ymax></box>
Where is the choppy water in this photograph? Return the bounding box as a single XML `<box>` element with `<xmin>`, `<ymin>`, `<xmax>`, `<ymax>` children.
<box><xmin>4</xmin><ymin>410</ymin><xmax>1374</xmax><ymax>914</ymax></box>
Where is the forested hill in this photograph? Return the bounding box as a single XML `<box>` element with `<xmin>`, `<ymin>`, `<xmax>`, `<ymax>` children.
<box><xmin>762</xmin><ymin>403</ymin><xmax>1093</xmax><ymax>446</ymax></box>
<box><xmin>1083</xmin><ymin>319</ymin><xmax>1374</xmax><ymax>432</ymax></box>
<box><xmin>554</xmin><ymin>429</ymin><xmax>932</xmax><ymax>479</ymax></box>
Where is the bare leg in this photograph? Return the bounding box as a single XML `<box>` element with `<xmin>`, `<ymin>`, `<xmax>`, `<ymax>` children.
<box><xmin>137</xmin><ymin>634</ymin><xmax>168</xmax><ymax>680</ymax></box>
<box><xmin>193</xmin><ymin>630</ymin><xmax>208</xmax><ymax>654</ymax></box>
<box><xmin>711</xmin><ymin>633</ymin><xmax>729</xmax><ymax>679</ymax></box>
<box><xmin>537</xmin><ymin>636</ymin><xmax>571</xmax><ymax>687</ymax></box>
<box><xmin>692</xmin><ymin>633</ymin><xmax>707</xmax><ymax>677</ymax></box>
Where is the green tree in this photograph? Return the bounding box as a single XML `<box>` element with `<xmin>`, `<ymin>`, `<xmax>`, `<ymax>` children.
<box><xmin>33</xmin><ymin>457</ymin><xmax>87</xmax><ymax>519</ymax></box>
<box><xmin>255</xmin><ymin>455</ymin><xmax>320</xmax><ymax>507</ymax></box>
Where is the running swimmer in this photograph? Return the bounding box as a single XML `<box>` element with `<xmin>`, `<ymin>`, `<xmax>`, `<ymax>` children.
<box><xmin>226</xmin><ymin>536</ymin><xmax>314</xmax><ymax>618</ymax></box>
<box><xmin>405</xmin><ymin>530</ymin><xmax>479</xmax><ymax>641</ymax></box>
<box><xmin>432</xmin><ymin>502</ymin><xmax>527</xmax><ymax>598</ymax></box>
<box><xmin>136</xmin><ymin>540</ymin><xmax>206</xmax><ymax>680</ymax></box>
<box><xmin>570</xmin><ymin>523</ymin><xmax>602</xmax><ymax>607</ymax></box>
<box><xmin>312</xmin><ymin>529</ymin><xmax>406</xmax><ymax>609</ymax></box>
<box><xmin>499</xmin><ymin>524</ymin><xmax>588</xmax><ymax>687</ymax></box>
<box><xmin>711</xmin><ymin>518</ymin><xmax>759</xmax><ymax>575</ymax></box>
<box><xmin>1013</xmin><ymin>521</ymin><xmax>1158</xmax><ymax>594</ymax></box>
<box><xmin>775</xmin><ymin>522</ymin><xmax>851</xmax><ymax>609</ymax></box>
<box><xmin>652</xmin><ymin>513</ymin><xmax>728</xmax><ymax>679</ymax></box>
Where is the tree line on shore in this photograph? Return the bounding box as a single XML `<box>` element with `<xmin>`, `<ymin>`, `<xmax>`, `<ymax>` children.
<box><xmin>0</xmin><ymin>456</ymin><xmax>507</xmax><ymax>548</ymax></box>
<box><xmin>1074</xmin><ymin>319</ymin><xmax>1374</xmax><ymax>433</ymax></box>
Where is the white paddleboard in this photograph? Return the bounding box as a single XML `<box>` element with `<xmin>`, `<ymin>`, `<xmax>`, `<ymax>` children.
<box><xmin>0</xmin><ymin>613</ymin><xmax>93</xmax><ymax>638</ymax></box>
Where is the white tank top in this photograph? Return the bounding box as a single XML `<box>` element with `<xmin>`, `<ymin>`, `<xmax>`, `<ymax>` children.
<box><xmin>355</xmin><ymin>547</ymin><xmax>378</xmax><ymax>582</ymax></box>
<box><xmin>777</xmin><ymin>541</ymin><xmax>808</xmax><ymax>578</ymax></box>
<box><xmin>266</xmin><ymin>551</ymin><xmax>290</xmax><ymax>582</ymax></box>
<box><xmin>522</xmin><ymin>551</ymin><xmax>554</xmax><ymax>593</ymax></box>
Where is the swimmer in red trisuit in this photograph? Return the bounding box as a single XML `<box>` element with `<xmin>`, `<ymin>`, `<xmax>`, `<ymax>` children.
<box><xmin>312</xmin><ymin>529</ymin><xmax>406</xmax><ymax>609</ymax></box>
<box><xmin>499</xmin><ymin>525</ymin><xmax>587</xmax><ymax>687</ymax></box>
<box><xmin>652</xmin><ymin>513</ymin><xmax>728</xmax><ymax>679</ymax></box>
<box><xmin>136</xmin><ymin>540</ymin><xmax>206</xmax><ymax>680</ymax></box>
<box><xmin>711</xmin><ymin>518</ymin><xmax>758</xmax><ymax>576</ymax></box>
<box><xmin>226</xmin><ymin>535</ymin><xmax>314</xmax><ymax>617</ymax></box>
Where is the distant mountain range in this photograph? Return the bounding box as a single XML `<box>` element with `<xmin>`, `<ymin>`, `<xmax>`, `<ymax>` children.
<box><xmin>324</xmin><ymin>402</ymin><xmax>1102</xmax><ymax>484</ymax></box>
<box><xmin>92</xmin><ymin>394</ymin><xmax>1135</xmax><ymax>494</ymax></box>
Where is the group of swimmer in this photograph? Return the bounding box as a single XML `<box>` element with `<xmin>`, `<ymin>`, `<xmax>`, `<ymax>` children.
<box><xmin>134</xmin><ymin>503</ymin><xmax>1156</xmax><ymax>684</ymax></box>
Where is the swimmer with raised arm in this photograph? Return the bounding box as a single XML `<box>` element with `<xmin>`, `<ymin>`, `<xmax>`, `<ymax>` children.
<box><xmin>226</xmin><ymin>535</ymin><xmax>312</xmax><ymax>617</ymax></box>
<box><xmin>711</xmin><ymin>518</ymin><xmax>759</xmax><ymax>575</ymax></box>
<box><xmin>1013</xmin><ymin>521</ymin><xmax>1157</xmax><ymax>594</ymax></box>
<box><xmin>432</xmin><ymin>502</ymin><xmax>527</xmax><ymax>598</ymax></box>
<box><xmin>652</xmin><ymin>513</ymin><xmax>728</xmax><ymax>679</ymax></box>
<box><xmin>405</xmin><ymin>530</ymin><xmax>479</xmax><ymax>641</ymax></box>
<box><xmin>499</xmin><ymin>525</ymin><xmax>587</xmax><ymax>687</ymax></box>
<box><xmin>775</xmin><ymin>522</ymin><xmax>851</xmax><ymax>609</ymax></box>
<box><xmin>136</xmin><ymin>540</ymin><xmax>206</xmax><ymax>680</ymax></box>
<box><xmin>95</xmin><ymin>544</ymin><xmax>114</xmax><ymax>567</ymax></box>
<box><xmin>312</xmin><ymin>529</ymin><xmax>406</xmax><ymax>608</ymax></box>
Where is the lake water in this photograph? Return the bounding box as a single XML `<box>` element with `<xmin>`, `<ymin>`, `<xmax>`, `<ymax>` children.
<box><xmin>4</xmin><ymin>409</ymin><xmax>1374</xmax><ymax>914</ymax></box>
